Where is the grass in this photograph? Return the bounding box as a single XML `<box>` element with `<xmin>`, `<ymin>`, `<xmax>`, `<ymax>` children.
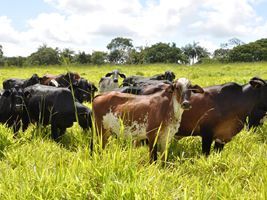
<box><xmin>0</xmin><ymin>62</ymin><xmax>267</xmax><ymax>199</ymax></box>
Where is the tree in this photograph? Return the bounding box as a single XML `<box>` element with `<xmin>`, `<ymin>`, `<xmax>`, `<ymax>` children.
<box><xmin>91</xmin><ymin>51</ymin><xmax>107</xmax><ymax>65</ymax></box>
<box><xmin>142</xmin><ymin>42</ymin><xmax>185</xmax><ymax>64</ymax></box>
<box><xmin>74</xmin><ymin>51</ymin><xmax>92</xmax><ymax>64</ymax></box>
<box><xmin>0</xmin><ymin>44</ymin><xmax>4</xmax><ymax>66</ymax></box>
<box><xmin>0</xmin><ymin>44</ymin><xmax>3</xmax><ymax>58</ymax></box>
<box><xmin>228</xmin><ymin>39</ymin><xmax>267</xmax><ymax>62</ymax></box>
<box><xmin>27</xmin><ymin>44</ymin><xmax>61</xmax><ymax>65</ymax></box>
<box><xmin>213</xmin><ymin>48</ymin><xmax>230</xmax><ymax>62</ymax></box>
<box><xmin>5</xmin><ymin>56</ymin><xmax>26</xmax><ymax>67</ymax></box>
<box><xmin>107</xmin><ymin>37</ymin><xmax>133</xmax><ymax>64</ymax></box>
<box><xmin>182</xmin><ymin>42</ymin><xmax>210</xmax><ymax>65</ymax></box>
<box><xmin>220</xmin><ymin>38</ymin><xmax>245</xmax><ymax>49</ymax></box>
<box><xmin>60</xmin><ymin>48</ymin><xmax>75</xmax><ymax>65</ymax></box>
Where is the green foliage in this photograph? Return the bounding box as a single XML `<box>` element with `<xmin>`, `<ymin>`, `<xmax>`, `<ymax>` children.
<box><xmin>60</xmin><ymin>48</ymin><xmax>75</xmax><ymax>65</ymax></box>
<box><xmin>142</xmin><ymin>42</ymin><xmax>185</xmax><ymax>64</ymax></box>
<box><xmin>182</xmin><ymin>42</ymin><xmax>210</xmax><ymax>64</ymax></box>
<box><xmin>0</xmin><ymin>44</ymin><xmax>4</xmax><ymax>66</ymax></box>
<box><xmin>228</xmin><ymin>38</ymin><xmax>267</xmax><ymax>62</ymax></box>
<box><xmin>74</xmin><ymin>51</ymin><xmax>91</xmax><ymax>64</ymax></box>
<box><xmin>0</xmin><ymin>44</ymin><xmax>3</xmax><ymax>58</ymax></box>
<box><xmin>5</xmin><ymin>56</ymin><xmax>26</xmax><ymax>67</ymax></box>
<box><xmin>91</xmin><ymin>51</ymin><xmax>107</xmax><ymax>65</ymax></box>
<box><xmin>27</xmin><ymin>44</ymin><xmax>61</xmax><ymax>65</ymax></box>
<box><xmin>213</xmin><ymin>48</ymin><xmax>230</xmax><ymax>62</ymax></box>
<box><xmin>107</xmin><ymin>37</ymin><xmax>133</xmax><ymax>64</ymax></box>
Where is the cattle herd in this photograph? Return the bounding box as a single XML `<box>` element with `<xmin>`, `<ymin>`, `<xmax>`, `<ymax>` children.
<box><xmin>0</xmin><ymin>70</ymin><xmax>266</xmax><ymax>162</ymax></box>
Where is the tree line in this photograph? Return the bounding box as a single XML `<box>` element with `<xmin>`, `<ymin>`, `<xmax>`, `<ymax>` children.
<box><xmin>0</xmin><ymin>37</ymin><xmax>267</xmax><ymax>67</ymax></box>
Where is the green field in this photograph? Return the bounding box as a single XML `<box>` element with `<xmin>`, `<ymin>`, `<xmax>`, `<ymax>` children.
<box><xmin>0</xmin><ymin>62</ymin><xmax>267</xmax><ymax>199</ymax></box>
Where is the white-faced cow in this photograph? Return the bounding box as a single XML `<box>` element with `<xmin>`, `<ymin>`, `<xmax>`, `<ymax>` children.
<box><xmin>93</xmin><ymin>78</ymin><xmax>204</xmax><ymax>162</ymax></box>
<box><xmin>99</xmin><ymin>70</ymin><xmax>126</xmax><ymax>93</ymax></box>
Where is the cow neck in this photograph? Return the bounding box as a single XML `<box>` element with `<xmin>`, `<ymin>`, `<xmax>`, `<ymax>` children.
<box><xmin>241</xmin><ymin>84</ymin><xmax>261</xmax><ymax>114</ymax></box>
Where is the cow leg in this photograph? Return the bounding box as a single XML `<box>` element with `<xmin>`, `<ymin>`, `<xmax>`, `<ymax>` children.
<box><xmin>51</xmin><ymin>123</ymin><xmax>60</xmax><ymax>141</ymax></box>
<box><xmin>148</xmin><ymin>136</ymin><xmax>157</xmax><ymax>163</ymax></box>
<box><xmin>78</xmin><ymin>114</ymin><xmax>92</xmax><ymax>130</ymax></box>
<box><xmin>201</xmin><ymin>135</ymin><xmax>213</xmax><ymax>156</ymax></box>
<box><xmin>214</xmin><ymin>142</ymin><xmax>225</xmax><ymax>152</ymax></box>
<box><xmin>59</xmin><ymin>128</ymin><xmax>66</xmax><ymax>137</ymax></box>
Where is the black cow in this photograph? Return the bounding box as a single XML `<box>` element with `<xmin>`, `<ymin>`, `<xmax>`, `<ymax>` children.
<box><xmin>3</xmin><ymin>74</ymin><xmax>41</xmax><ymax>89</ymax></box>
<box><xmin>22</xmin><ymin>84</ymin><xmax>92</xmax><ymax>140</ymax></box>
<box><xmin>176</xmin><ymin>77</ymin><xmax>267</xmax><ymax>155</ymax></box>
<box><xmin>71</xmin><ymin>78</ymin><xmax>98</xmax><ymax>103</ymax></box>
<box><xmin>99</xmin><ymin>70</ymin><xmax>126</xmax><ymax>92</ymax></box>
<box><xmin>122</xmin><ymin>71</ymin><xmax>175</xmax><ymax>87</ymax></box>
<box><xmin>119</xmin><ymin>81</ymin><xmax>173</xmax><ymax>95</ymax></box>
<box><xmin>248</xmin><ymin>80</ymin><xmax>267</xmax><ymax>129</ymax></box>
<box><xmin>0</xmin><ymin>88</ymin><xmax>24</xmax><ymax>134</ymax></box>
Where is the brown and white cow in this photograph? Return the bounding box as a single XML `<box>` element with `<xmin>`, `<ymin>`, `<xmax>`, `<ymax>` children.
<box><xmin>93</xmin><ymin>78</ymin><xmax>204</xmax><ymax>162</ymax></box>
<box><xmin>176</xmin><ymin>77</ymin><xmax>267</xmax><ymax>156</ymax></box>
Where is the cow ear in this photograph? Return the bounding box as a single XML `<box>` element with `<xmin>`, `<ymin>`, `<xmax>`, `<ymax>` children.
<box><xmin>105</xmin><ymin>72</ymin><xmax>112</xmax><ymax>77</ymax></box>
<box><xmin>2</xmin><ymin>90</ymin><xmax>11</xmax><ymax>97</ymax></box>
<box><xmin>250</xmin><ymin>79</ymin><xmax>265</xmax><ymax>88</ymax></box>
<box><xmin>191</xmin><ymin>85</ymin><xmax>204</xmax><ymax>93</ymax></box>
<box><xmin>171</xmin><ymin>72</ymin><xmax>175</xmax><ymax>79</ymax></box>
<box><xmin>119</xmin><ymin>73</ymin><xmax>126</xmax><ymax>79</ymax></box>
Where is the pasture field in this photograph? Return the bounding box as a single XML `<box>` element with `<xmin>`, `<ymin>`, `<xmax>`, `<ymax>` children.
<box><xmin>0</xmin><ymin>62</ymin><xmax>267</xmax><ymax>199</ymax></box>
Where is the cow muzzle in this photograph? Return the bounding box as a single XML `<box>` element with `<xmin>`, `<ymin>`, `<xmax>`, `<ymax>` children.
<box><xmin>14</xmin><ymin>104</ymin><xmax>24</xmax><ymax>113</ymax></box>
<box><xmin>181</xmin><ymin>101</ymin><xmax>191</xmax><ymax>110</ymax></box>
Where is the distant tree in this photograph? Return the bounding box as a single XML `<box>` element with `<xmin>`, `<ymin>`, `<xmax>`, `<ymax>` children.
<box><xmin>228</xmin><ymin>38</ymin><xmax>267</xmax><ymax>62</ymax></box>
<box><xmin>182</xmin><ymin>42</ymin><xmax>210</xmax><ymax>64</ymax></box>
<box><xmin>5</xmin><ymin>56</ymin><xmax>26</xmax><ymax>67</ymax></box>
<box><xmin>27</xmin><ymin>44</ymin><xmax>61</xmax><ymax>65</ymax></box>
<box><xmin>213</xmin><ymin>48</ymin><xmax>230</xmax><ymax>62</ymax></box>
<box><xmin>107</xmin><ymin>37</ymin><xmax>133</xmax><ymax>64</ymax></box>
<box><xmin>91</xmin><ymin>51</ymin><xmax>107</xmax><ymax>65</ymax></box>
<box><xmin>0</xmin><ymin>44</ymin><xmax>3</xmax><ymax>58</ymax></box>
<box><xmin>74</xmin><ymin>51</ymin><xmax>92</xmax><ymax>64</ymax></box>
<box><xmin>220</xmin><ymin>38</ymin><xmax>245</xmax><ymax>49</ymax></box>
<box><xmin>142</xmin><ymin>42</ymin><xmax>185</xmax><ymax>64</ymax></box>
<box><xmin>127</xmin><ymin>47</ymin><xmax>145</xmax><ymax>64</ymax></box>
<box><xmin>0</xmin><ymin>44</ymin><xmax>4</xmax><ymax>66</ymax></box>
<box><xmin>60</xmin><ymin>48</ymin><xmax>75</xmax><ymax>65</ymax></box>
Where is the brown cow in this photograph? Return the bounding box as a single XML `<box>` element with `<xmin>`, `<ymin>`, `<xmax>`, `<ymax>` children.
<box><xmin>93</xmin><ymin>78</ymin><xmax>204</xmax><ymax>162</ymax></box>
<box><xmin>176</xmin><ymin>77</ymin><xmax>267</xmax><ymax>156</ymax></box>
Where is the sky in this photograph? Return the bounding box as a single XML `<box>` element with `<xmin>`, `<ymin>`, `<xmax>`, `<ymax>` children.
<box><xmin>0</xmin><ymin>0</ymin><xmax>267</xmax><ymax>57</ymax></box>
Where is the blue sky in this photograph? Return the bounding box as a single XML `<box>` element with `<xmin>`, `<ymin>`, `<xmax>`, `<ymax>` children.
<box><xmin>0</xmin><ymin>0</ymin><xmax>267</xmax><ymax>56</ymax></box>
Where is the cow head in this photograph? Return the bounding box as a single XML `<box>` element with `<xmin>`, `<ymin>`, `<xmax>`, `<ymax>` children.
<box><xmin>73</xmin><ymin>78</ymin><xmax>98</xmax><ymax>103</ymax></box>
<box><xmin>23</xmin><ymin>74</ymin><xmax>41</xmax><ymax>88</ymax></box>
<box><xmin>105</xmin><ymin>70</ymin><xmax>126</xmax><ymax>83</ymax></box>
<box><xmin>173</xmin><ymin>78</ymin><xmax>204</xmax><ymax>110</ymax></box>
<box><xmin>164</xmin><ymin>71</ymin><xmax>176</xmax><ymax>82</ymax></box>
<box><xmin>59</xmin><ymin>72</ymin><xmax>81</xmax><ymax>87</ymax></box>
<box><xmin>250</xmin><ymin>77</ymin><xmax>267</xmax><ymax>110</ymax></box>
<box><xmin>0</xmin><ymin>88</ymin><xmax>24</xmax><ymax>116</ymax></box>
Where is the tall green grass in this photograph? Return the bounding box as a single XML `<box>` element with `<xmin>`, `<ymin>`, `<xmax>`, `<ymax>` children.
<box><xmin>0</xmin><ymin>62</ymin><xmax>266</xmax><ymax>199</ymax></box>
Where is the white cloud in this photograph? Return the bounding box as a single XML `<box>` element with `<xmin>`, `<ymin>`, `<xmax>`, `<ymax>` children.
<box><xmin>0</xmin><ymin>0</ymin><xmax>267</xmax><ymax>56</ymax></box>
